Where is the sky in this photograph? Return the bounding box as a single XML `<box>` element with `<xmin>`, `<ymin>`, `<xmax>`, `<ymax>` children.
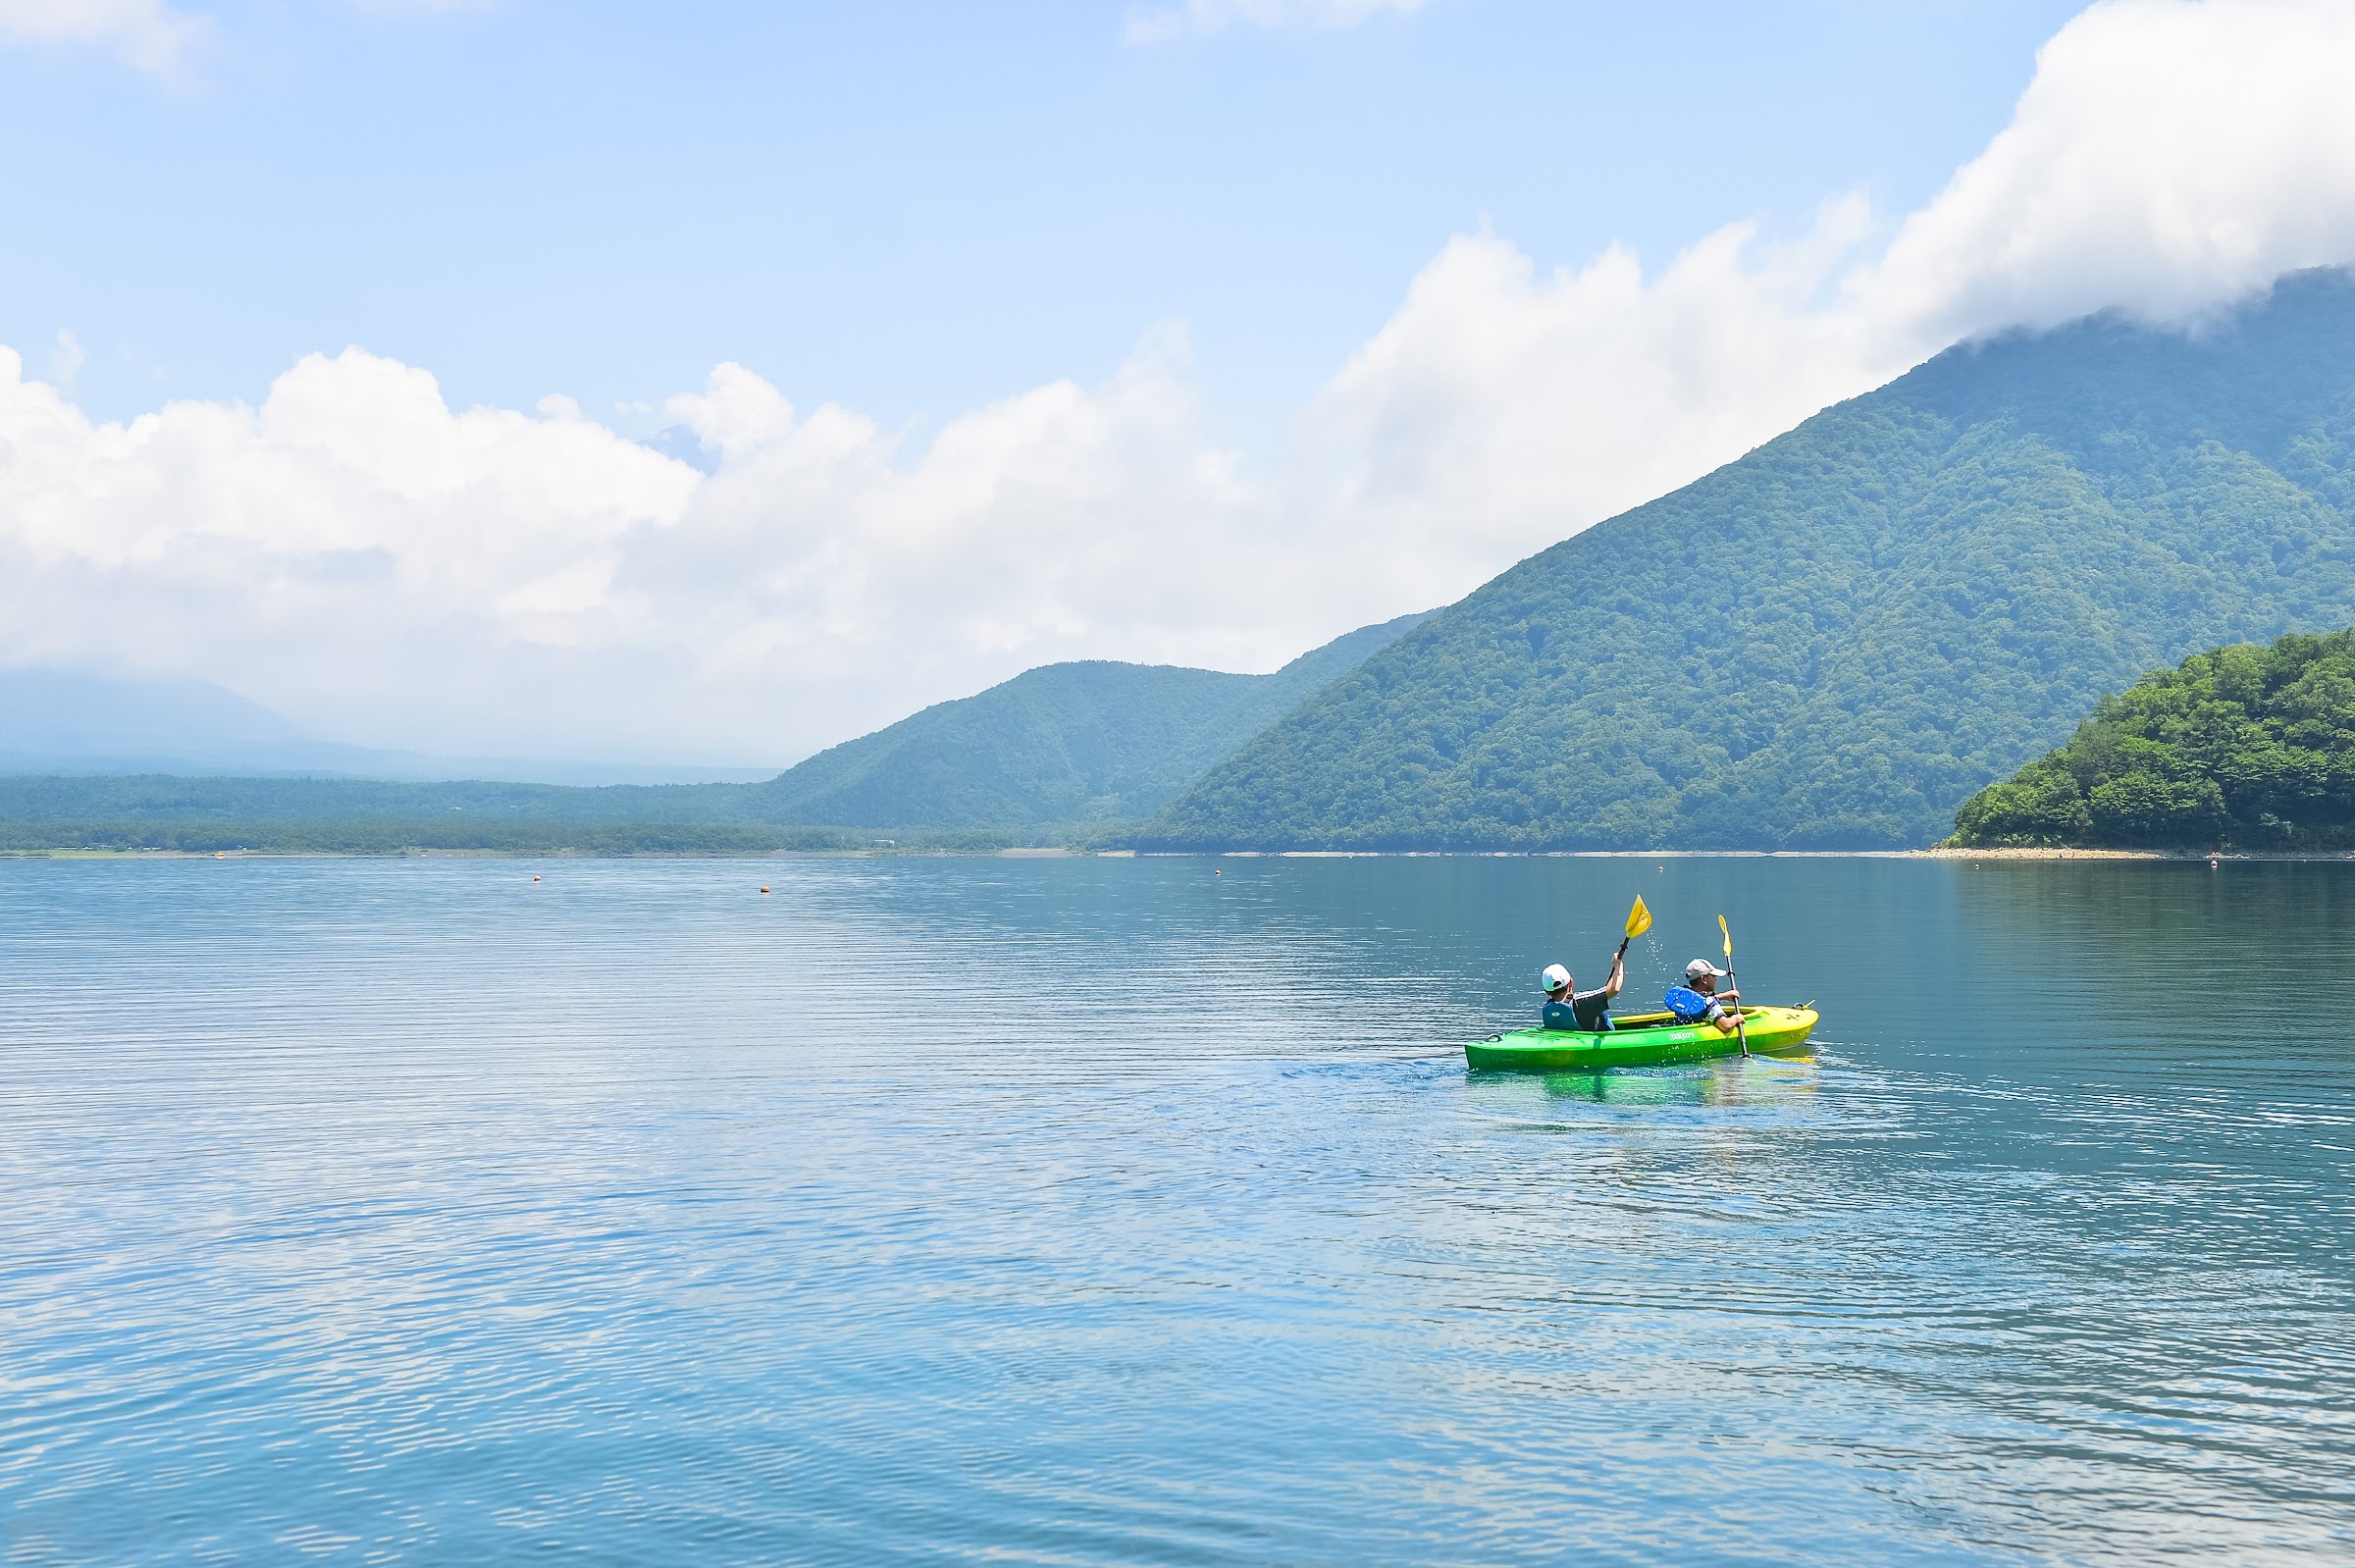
<box><xmin>5</xmin><ymin>0</ymin><xmax>2355</xmax><ymax>769</ymax></box>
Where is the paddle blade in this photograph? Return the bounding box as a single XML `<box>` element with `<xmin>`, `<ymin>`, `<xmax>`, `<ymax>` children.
<box><xmin>1626</xmin><ymin>895</ymin><xmax>1652</xmax><ymax>939</ymax></box>
<box><xmin>1718</xmin><ymin>914</ymin><xmax>1733</xmax><ymax>962</ymax></box>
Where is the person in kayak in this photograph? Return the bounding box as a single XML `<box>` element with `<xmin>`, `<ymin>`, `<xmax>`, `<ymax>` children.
<box><xmin>1540</xmin><ymin>951</ymin><xmax>1624</xmax><ymax>1032</ymax></box>
<box><xmin>1664</xmin><ymin>959</ymin><xmax>1743</xmax><ymax>1034</ymax></box>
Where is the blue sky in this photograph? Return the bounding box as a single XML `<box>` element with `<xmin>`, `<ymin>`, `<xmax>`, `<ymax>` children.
<box><xmin>6</xmin><ymin>0</ymin><xmax>2083</xmax><ymax>439</ymax></box>
<box><xmin>5</xmin><ymin>0</ymin><xmax>2351</xmax><ymax>767</ymax></box>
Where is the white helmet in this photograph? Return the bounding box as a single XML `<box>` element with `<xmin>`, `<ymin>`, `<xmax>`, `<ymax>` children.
<box><xmin>1541</xmin><ymin>964</ymin><xmax>1571</xmax><ymax>992</ymax></box>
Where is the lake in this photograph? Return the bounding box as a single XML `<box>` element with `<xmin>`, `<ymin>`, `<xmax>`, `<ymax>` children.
<box><xmin>2</xmin><ymin>855</ymin><xmax>2351</xmax><ymax>1564</ymax></box>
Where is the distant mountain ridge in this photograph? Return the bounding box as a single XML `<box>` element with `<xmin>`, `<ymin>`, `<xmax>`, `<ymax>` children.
<box><xmin>0</xmin><ymin>613</ymin><xmax>1432</xmax><ymax>842</ymax></box>
<box><xmin>743</xmin><ymin>610</ymin><xmax>1435</xmax><ymax>828</ymax></box>
<box><xmin>1144</xmin><ymin>268</ymin><xmax>2355</xmax><ymax>851</ymax></box>
<box><xmin>0</xmin><ymin>669</ymin><xmax>344</xmax><ymax>776</ymax></box>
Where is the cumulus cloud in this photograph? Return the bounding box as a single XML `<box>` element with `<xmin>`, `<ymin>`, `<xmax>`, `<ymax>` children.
<box><xmin>0</xmin><ymin>339</ymin><xmax>1298</xmax><ymax>763</ymax></box>
<box><xmin>1125</xmin><ymin>0</ymin><xmax>1424</xmax><ymax>45</ymax></box>
<box><xmin>5</xmin><ymin>0</ymin><xmax>2355</xmax><ymax>767</ymax></box>
<box><xmin>0</xmin><ymin>0</ymin><xmax>204</xmax><ymax>75</ymax></box>
<box><xmin>1858</xmin><ymin>0</ymin><xmax>2355</xmax><ymax>339</ymax></box>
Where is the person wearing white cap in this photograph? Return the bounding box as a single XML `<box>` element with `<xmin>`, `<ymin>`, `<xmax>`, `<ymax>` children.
<box><xmin>1664</xmin><ymin>959</ymin><xmax>1743</xmax><ymax>1034</ymax></box>
<box><xmin>1540</xmin><ymin>948</ymin><xmax>1624</xmax><ymax>1032</ymax></box>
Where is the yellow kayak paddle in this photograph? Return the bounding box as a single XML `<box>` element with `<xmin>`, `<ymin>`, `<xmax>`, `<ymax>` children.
<box><xmin>1615</xmin><ymin>894</ymin><xmax>1652</xmax><ymax>959</ymax></box>
<box><xmin>1719</xmin><ymin>914</ymin><xmax>1750</xmax><ymax>1059</ymax></box>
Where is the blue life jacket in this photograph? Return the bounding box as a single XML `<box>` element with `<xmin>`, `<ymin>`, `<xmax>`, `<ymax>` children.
<box><xmin>1542</xmin><ymin>993</ymin><xmax>1614</xmax><ymax>1032</ymax></box>
<box><xmin>1663</xmin><ymin>986</ymin><xmax>1717</xmax><ymax>1024</ymax></box>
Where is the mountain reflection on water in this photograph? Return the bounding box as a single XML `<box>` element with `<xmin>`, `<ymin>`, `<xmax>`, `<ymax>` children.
<box><xmin>1</xmin><ymin>855</ymin><xmax>2349</xmax><ymax>1565</ymax></box>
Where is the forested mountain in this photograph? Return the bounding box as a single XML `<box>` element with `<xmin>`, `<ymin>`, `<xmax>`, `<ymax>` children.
<box><xmin>740</xmin><ymin>611</ymin><xmax>1433</xmax><ymax>828</ymax></box>
<box><xmin>1952</xmin><ymin>629</ymin><xmax>2355</xmax><ymax>851</ymax></box>
<box><xmin>1143</xmin><ymin>269</ymin><xmax>2355</xmax><ymax>851</ymax></box>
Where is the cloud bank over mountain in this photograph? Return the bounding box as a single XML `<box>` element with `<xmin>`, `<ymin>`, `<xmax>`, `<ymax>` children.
<box><xmin>1305</xmin><ymin>0</ymin><xmax>2355</xmax><ymax>587</ymax></box>
<box><xmin>4</xmin><ymin>0</ymin><xmax>2354</xmax><ymax>766</ymax></box>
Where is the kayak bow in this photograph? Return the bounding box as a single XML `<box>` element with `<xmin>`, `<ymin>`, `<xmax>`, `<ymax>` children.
<box><xmin>1465</xmin><ymin>1007</ymin><xmax>1818</xmax><ymax>1071</ymax></box>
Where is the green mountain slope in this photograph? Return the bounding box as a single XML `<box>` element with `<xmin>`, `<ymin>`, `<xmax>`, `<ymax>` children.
<box><xmin>741</xmin><ymin>611</ymin><xmax>1433</xmax><ymax>828</ymax></box>
<box><xmin>1144</xmin><ymin>269</ymin><xmax>2355</xmax><ymax>852</ymax></box>
<box><xmin>1953</xmin><ymin>629</ymin><xmax>2355</xmax><ymax>851</ymax></box>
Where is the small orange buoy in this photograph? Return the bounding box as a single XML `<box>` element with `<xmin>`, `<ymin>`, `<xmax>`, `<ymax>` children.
<box><xmin>759</xmin><ymin>886</ymin><xmax>770</xmax><ymax>895</ymax></box>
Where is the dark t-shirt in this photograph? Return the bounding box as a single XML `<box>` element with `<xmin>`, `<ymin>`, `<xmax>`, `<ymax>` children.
<box><xmin>1542</xmin><ymin>988</ymin><xmax>1614</xmax><ymax>1031</ymax></box>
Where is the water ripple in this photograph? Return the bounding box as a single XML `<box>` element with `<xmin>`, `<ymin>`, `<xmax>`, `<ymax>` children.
<box><xmin>2</xmin><ymin>856</ymin><xmax>2352</xmax><ymax>1564</ymax></box>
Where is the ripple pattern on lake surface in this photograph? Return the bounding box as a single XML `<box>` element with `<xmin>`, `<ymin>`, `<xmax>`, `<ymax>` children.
<box><xmin>2</xmin><ymin>856</ymin><xmax>2352</xmax><ymax>1564</ymax></box>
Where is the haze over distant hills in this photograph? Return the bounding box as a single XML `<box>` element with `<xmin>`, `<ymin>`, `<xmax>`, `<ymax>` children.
<box><xmin>0</xmin><ymin>669</ymin><xmax>776</xmax><ymax>787</ymax></box>
<box><xmin>0</xmin><ymin>614</ymin><xmax>1430</xmax><ymax>847</ymax></box>
<box><xmin>1146</xmin><ymin>268</ymin><xmax>2355</xmax><ymax>851</ymax></box>
<box><xmin>0</xmin><ymin>669</ymin><xmax>335</xmax><ymax>777</ymax></box>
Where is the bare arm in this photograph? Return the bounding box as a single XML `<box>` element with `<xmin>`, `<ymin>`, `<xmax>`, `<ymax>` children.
<box><xmin>1602</xmin><ymin>953</ymin><xmax>1625</xmax><ymax>998</ymax></box>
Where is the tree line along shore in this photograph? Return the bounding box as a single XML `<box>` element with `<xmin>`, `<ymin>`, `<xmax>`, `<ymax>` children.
<box><xmin>6</xmin><ymin>627</ymin><xmax>2353</xmax><ymax>861</ymax></box>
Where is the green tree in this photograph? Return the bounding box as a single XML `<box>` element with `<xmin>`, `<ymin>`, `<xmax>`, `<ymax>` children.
<box><xmin>1951</xmin><ymin>628</ymin><xmax>2355</xmax><ymax>850</ymax></box>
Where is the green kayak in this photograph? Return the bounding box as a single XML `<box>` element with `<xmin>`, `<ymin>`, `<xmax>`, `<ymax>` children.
<box><xmin>1465</xmin><ymin>1006</ymin><xmax>1819</xmax><ymax>1071</ymax></box>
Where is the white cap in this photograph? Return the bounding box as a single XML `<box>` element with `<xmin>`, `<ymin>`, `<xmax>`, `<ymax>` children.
<box><xmin>1541</xmin><ymin>964</ymin><xmax>1571</xmax><ymax>992</ymax></box>
<box><xmin>1685</xmin><ymin>958</ymin><xmax>1724</xmax><ymax>981</ymax></box>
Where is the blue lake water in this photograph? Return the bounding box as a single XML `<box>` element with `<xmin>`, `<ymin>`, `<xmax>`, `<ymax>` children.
<box><xmin>2</xmin><ymin>855</ymin><xmax>2352</xmax><ymax>1565</ymax></box>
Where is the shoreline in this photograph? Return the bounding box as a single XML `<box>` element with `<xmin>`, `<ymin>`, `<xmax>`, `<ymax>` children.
<box><xmin>1920</xmin><ymin>846</ymin><xmax>2355</xmax><ymax>862</ymax></box>
<box><xmin>9</xmin><ymin>846</ymin><xmax>2354</xmax><ymax>863</ymax></box>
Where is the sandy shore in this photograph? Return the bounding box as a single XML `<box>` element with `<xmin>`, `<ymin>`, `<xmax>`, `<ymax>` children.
<box><xmin>1922</xmin><ymin>846</ymin><xmax>2184</xmax><ymax>861</ymax></box>
<box><xmin>8</xmin><ymin>845</ymin><xmax>2352</xmax><ymax>862</ymax></box>
<box><xmin>1922</xmin><ymin>846</ymin><xmax>2355</xmax><ymax>862</ymax></box>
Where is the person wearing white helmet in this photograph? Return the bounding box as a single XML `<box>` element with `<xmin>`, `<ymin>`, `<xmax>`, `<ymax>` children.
<box><xmin>1540</xmin><ymin>947</ymin><xmax>1625</xmax><ymax>1032</ymax></box>
<box><xmin>1663</xmin><ymin>959</ymin><xmax>1742</xmax><ymax>1034</ymax></box>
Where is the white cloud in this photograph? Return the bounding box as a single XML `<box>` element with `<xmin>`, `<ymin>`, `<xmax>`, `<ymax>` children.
<box><xmin>1125</xmin><ymin>0</ymin><xmax>1424</xmax><ymax>45</ymax></box>
<box><xmin>0</xmin><ymin>347</ymin><xmax>706</xmax><ymax>754</ymax></box>
<box><xmin>0</xmin><ymin>0</ymin><xmax>204</xmax><ymax>75</ymax></box>
<box><xmin>1859</xmin><ymin>0</ymin><xmax>2355</xmax><ymax>339</ymax></box>
<box><xmin>4</xmin><ymin>0</ymin><xmax>2355</xmax><ymax>767</ymax></box>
